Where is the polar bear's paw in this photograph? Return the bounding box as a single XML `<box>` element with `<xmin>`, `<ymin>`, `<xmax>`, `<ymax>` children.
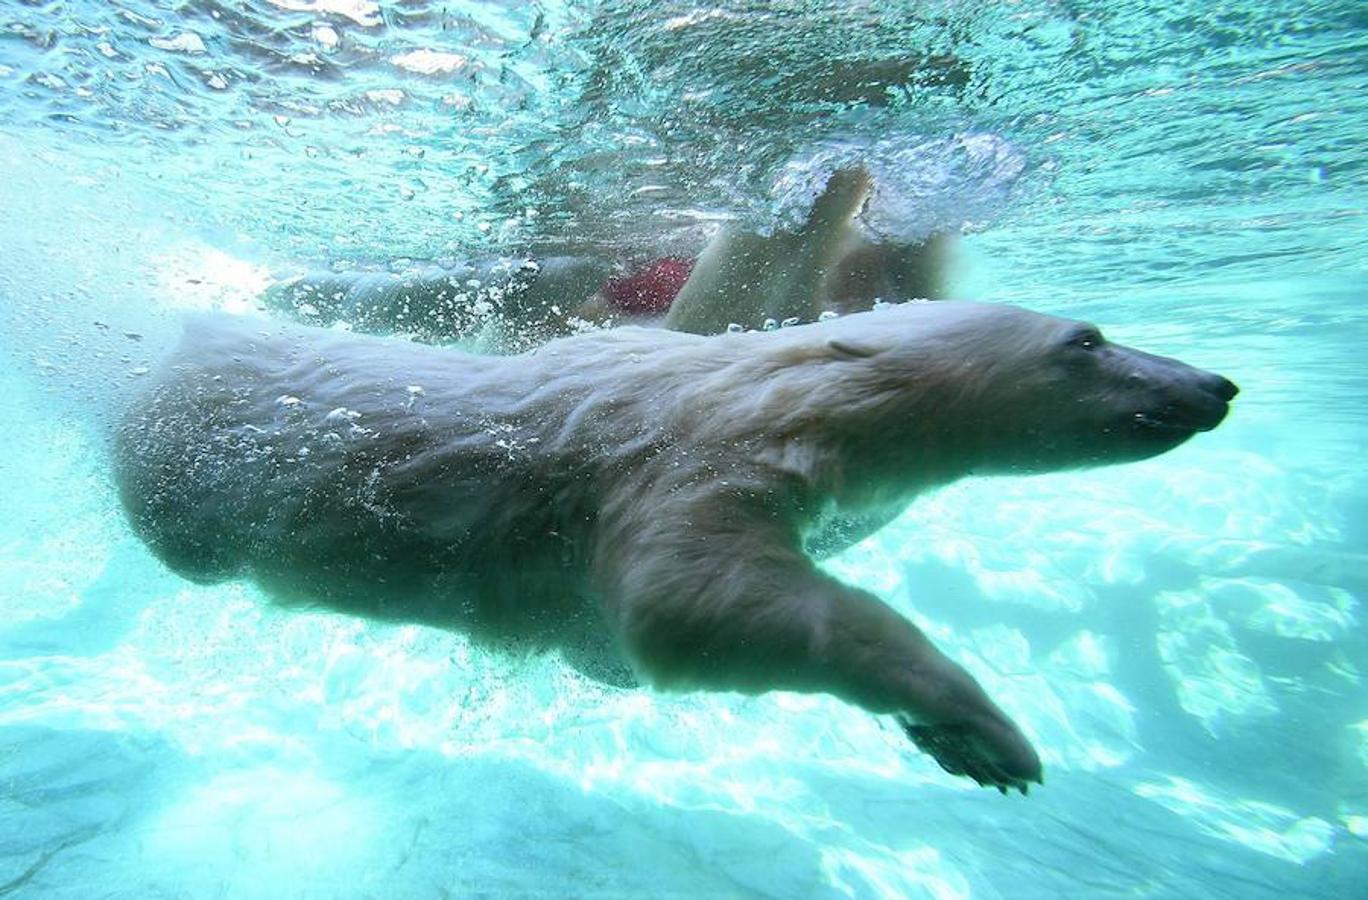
<box><xmin>898</xmin><ymin>713</ymin><xmax>1043</xmax><ymax>795</ymax></box>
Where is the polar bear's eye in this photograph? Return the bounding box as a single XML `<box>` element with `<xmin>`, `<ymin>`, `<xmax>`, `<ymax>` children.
<box><xmin>1065</xmin><ymin>327</ymin><xmax>1104</xmax><ymax>351</ymax></box>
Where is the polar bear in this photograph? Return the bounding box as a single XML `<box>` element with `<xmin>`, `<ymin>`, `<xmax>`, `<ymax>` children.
<box><xmin>258</xmin><ymin>168</ymin><xmax>952</xmax><ymax>346</ymax></box>
<box><xmin>114</xmin><ymin>301</ymin><xmax>1237</xmax><ymax>793</ymax></box>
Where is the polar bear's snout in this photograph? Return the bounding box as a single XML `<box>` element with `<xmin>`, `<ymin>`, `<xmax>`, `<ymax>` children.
<box><xmin>1185</xmin><ymin>369</ymin><xmax>1239</xmax><ymax>430</ymax></box>
<box><xmin>1125</xmin><ymin>347</ymin><xmax>1237</xmax><ymax>435</ymax></box>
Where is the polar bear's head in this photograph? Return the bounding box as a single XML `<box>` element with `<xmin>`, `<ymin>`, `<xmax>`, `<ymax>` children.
<box><xmin>969</xmin><ymin>309</ymin><xmax>1235</xmax><ymax>474</ymax></box>
<box><xmin>798</xmin><ymin>301</ymin><xmax>1237</xmax><ymax>479</ymax></box>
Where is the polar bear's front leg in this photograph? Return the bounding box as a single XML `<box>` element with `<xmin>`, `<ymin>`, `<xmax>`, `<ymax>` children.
<box><xmin>594</xmin><ymin>508</ymin><xmax>1042</xmax><ymax>793</ymax></box>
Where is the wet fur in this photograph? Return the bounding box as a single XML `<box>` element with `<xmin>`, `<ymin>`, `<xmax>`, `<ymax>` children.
<box><xmin>115</xmin><ymin>301</ymin><xmax>1235</xmax><ymax>791</ymax></box>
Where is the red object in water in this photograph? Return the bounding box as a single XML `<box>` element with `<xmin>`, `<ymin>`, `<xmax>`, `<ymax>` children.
<box><xmin>601</xmin><ymin>256</ymin><xmax>695</xmax><ymax>315</ymax></box>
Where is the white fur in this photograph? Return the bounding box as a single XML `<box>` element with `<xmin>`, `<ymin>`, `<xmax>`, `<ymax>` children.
<box><xmin>115</xmin><ymin>300</ymin><xmax>1234</xmax><ymax>789</ymax></box>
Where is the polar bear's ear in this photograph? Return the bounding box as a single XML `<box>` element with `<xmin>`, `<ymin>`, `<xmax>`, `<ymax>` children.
<box><xmin>827</xmin><ymin>338</ymin><xmax>882</xmax><ymax>360</ymax></box>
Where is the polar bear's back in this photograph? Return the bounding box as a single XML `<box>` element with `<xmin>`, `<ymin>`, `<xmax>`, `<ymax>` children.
<box><xmin>115</xmin><ymin>319</ymin><xmax>572</xmax><ymax>611</ymax></box>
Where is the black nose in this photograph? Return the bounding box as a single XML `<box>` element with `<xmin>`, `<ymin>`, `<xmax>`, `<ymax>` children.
<box><xmin>1176</xmin><ymin>369</ymin><xmax>1238</xmax><ymax>432</ymax></box>
<box><xmin>1208</xmin><ymin>375</ymin><xmax>1239</xmax><ymax>401</ymax></box>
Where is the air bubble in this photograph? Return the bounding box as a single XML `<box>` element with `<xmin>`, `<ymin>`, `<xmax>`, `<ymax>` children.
<box><xmin>313</xmin><ymin>25</ymin><xmax>339</xmax><ymax>49</ymax></box>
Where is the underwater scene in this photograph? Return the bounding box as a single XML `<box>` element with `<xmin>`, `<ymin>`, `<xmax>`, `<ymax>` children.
<box><xmin>1</xmin><ymin>1</ymin><xmax>1365</xmax><ymax>897</ymax></box>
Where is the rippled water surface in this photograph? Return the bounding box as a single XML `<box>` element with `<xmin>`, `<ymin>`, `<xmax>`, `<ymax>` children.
<box><xmin>1</xmin><ymin>1</ymin><xmax>1366</xmax><ymax>897</ymax></box>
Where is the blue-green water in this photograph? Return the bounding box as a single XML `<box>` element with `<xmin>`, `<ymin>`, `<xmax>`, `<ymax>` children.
<box><xmin>1</xmin><ymin>1</ymin><xmax>1365</xmax><ymax>897</ymax></box>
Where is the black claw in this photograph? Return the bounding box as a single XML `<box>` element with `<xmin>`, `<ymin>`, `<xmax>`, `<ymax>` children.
<box><xmin>898</xmin><ymin>716</ymin><xmax>1040</xmax><ymax>797</ymax></box>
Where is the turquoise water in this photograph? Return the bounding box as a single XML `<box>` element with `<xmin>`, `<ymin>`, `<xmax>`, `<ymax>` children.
<box><xmin>1</xmin><ymin>1</ymin><xmax>1365</xmax><ymax>896</ymax></box>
